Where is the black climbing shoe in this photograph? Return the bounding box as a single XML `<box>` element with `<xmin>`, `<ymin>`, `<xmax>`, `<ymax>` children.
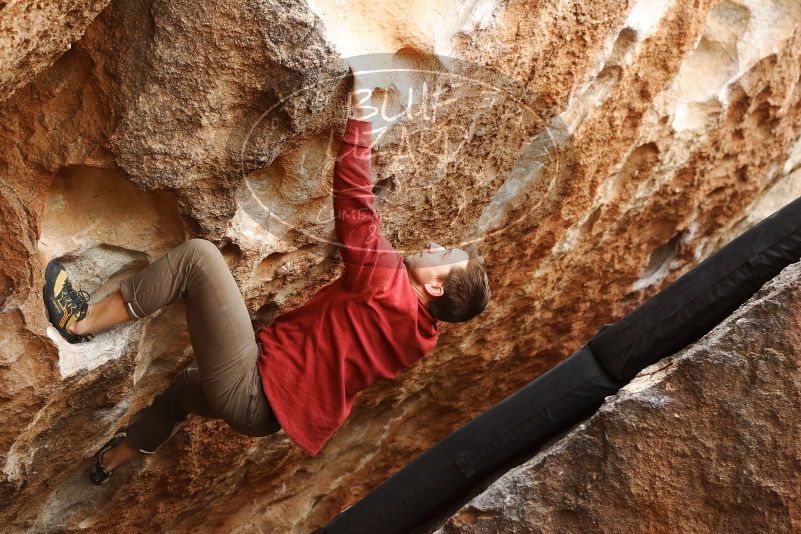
<box><xmin>43</xmin><ymin>260</ymin><xmax>94</xmax><ymax>343</ymax></box>
<box><xmin>89</xmin><ymin>431</ymin><xmax>127</xmax><ymax>486</ymax></box>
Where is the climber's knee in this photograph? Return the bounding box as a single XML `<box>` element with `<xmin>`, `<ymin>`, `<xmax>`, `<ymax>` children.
<box><xmin>186</xmin><ymin>238</ymin><xmax>223</xmax><ymax>266</ymax></box>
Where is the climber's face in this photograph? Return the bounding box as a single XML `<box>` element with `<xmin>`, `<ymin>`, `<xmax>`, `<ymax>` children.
<box><xmin>403</xmin><ymin>242</ymin><xmax>469</xmax><ymax>296</ymax></box>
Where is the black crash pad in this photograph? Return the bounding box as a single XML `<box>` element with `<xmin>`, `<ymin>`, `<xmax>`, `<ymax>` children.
<box><xmin>589</xmin><ymin>196</ymin><xmax>801</xmax><ymax>382</ymax></box>
<box><xmin>319</xmin><ymin>345</ymin><xmax>619</xmax><ymax>534</ymax></box>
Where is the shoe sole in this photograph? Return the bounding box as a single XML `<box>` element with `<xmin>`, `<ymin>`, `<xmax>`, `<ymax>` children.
<box><xmin>89</xmin><ymin>431</ymin><xmax>128</xmax><ymax>486</ymax></box>
<box><xmin>43</xmin><ymin>260</ymin><xmax>86</xmax><ymax>344</ymax></box>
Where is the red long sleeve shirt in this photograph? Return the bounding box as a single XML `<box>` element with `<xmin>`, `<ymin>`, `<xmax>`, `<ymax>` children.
<box><xmin>256</xmin><ymin>118</ymin><xmax>439</xmax><ymax>456</ymax></box>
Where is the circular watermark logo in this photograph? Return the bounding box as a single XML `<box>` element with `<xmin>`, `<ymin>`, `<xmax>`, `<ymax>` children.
<box><xmin>230</xmin><ymin>52</ymin><xmax>574</xmax><ymax>268</ymax></box>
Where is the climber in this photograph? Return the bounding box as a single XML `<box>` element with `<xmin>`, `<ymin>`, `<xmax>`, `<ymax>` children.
<box><xmin>42</xmin><ymin>63</ymin><xmax>491</xmax><ymax>485</ymax></box>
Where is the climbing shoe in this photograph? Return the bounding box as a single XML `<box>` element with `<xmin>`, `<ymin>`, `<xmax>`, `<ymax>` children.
<box><xmin>43</xmin><ymin>260</ymin><xmax>94</xmax><ymax>343</ymax></box>
<box><xmin>89</xmin><ymin>430</ymin><xmax>127</xmax><ymax>486</ymax></box>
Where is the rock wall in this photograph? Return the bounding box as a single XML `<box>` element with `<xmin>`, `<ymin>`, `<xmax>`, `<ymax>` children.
<box><xmin>0</xmin><ymin>0</ymin><xmax>111</xmax><ymax>100</ymax></box>
<box><xmin>435</xmin><ymin>259</ymin><xmax>801</xmax><ymax>534</ymax></box>
<box><xmin>1</xmin><ymin>0</ymin><xmax>800</xmax><ymax>532</ymax></box>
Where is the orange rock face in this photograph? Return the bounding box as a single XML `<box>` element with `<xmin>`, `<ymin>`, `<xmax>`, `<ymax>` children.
<box><xmin>0</xmin><ymin>0</ymin><xmax>112</xmax><ymax>99</ymax></box>
<box><xmin>0</xmin><ymin>0</ymin><xmax>800</xmax><ymax>532</ymax></box>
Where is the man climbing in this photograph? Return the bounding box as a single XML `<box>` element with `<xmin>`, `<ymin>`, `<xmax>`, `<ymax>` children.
<box><xmin>42</xmin><ymin>66</ymin><xmax>491</xmax><ymax>485</ymax></box>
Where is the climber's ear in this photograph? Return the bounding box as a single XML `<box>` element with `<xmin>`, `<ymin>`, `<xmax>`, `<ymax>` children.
<box><xmin>424</xmin><ymin>281</ymin><xmax>444</xmax><ymax>298</ymax></box>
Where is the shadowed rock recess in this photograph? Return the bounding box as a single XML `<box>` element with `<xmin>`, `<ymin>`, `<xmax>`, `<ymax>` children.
<box><xmin>0</xmin><ymin>0</ymin><xmax>800</xmax><ymax>532</ymax></box>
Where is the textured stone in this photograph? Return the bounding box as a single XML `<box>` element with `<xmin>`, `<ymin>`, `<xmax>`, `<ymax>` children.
<box><xmin>0</xmin><ymin>0</ymin><xmax>111</xmax><ymax>100</ymax></box>
<box><xmin>435</xmin><ymin>259</ymin><xmax>801</xmax><ymax>534</ymax></box>
<box><xmin>0</xmin><ymin>0</ymin><xmax>800</xmax><ymax>532</ymax></box>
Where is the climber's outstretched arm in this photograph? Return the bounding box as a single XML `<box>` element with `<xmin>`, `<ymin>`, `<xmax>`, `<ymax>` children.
<box><xmin>332</xmin><ymin>68</ymin><xmax>400</xmax><ymax>287</ymax></box>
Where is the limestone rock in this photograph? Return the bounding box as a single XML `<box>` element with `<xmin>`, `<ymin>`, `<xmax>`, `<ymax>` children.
<box><xmin>0</xmin><ymin>0</ymin><xmax>801</xmax><ymax>532</ymax></box>
<box><xmin>435</xmin><ymin>259</ymin><xmax>801</xmax><ymax>534</ymax></box>
<box><xmin>0</xmin><ymin>0</ymin><xmax>111</xmax><ymax>100</ymax></box>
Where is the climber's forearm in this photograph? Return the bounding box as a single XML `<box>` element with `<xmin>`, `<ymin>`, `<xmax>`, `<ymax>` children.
<box><xmin>334</xmin><ymin>65</ymin><xmax>380</xmax><ymax>266</ymax></box>
<box><xmin>334</xmin><ymin>119</ymin><xmax>373</xmax><ymax>208</ymax></box>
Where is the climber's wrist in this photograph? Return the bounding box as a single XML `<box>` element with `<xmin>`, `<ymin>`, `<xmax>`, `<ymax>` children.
<box><xmin>349</xmin><ymin>102</ymin><xmax>371</xmax><ymax>120</ymax></box>
<box><xmin>350</xmin><ymin>86</ymin><xmax>371</xmax><ymax>120</ymax></box>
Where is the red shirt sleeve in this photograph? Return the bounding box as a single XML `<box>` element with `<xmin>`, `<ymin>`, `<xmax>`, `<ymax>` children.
<box><xmin>333</xmin><ymin>118</ymin><xmax>402</xmax><ymax>290</ymax></box>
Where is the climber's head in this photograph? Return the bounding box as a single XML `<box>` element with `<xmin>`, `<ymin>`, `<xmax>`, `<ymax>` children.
<box><xmin>403</xmin><ymin>242</ymin><xmax>491</xmax><ymax>322</ymax></box>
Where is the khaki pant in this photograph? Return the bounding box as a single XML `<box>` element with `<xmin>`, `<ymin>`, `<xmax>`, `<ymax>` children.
<box><xmin>119</xmin><ymin>238</ymin><xmax>280</xmax><ymax>453</ymax></box>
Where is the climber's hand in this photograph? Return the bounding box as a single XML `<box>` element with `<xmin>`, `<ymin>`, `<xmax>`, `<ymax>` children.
<box><xmin>344</xmin><ymin>55</ymin><xmax>369</xmax><ymax>77</ymax></box>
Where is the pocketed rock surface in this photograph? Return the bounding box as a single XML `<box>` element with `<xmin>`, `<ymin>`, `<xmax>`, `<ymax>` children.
<box><xmin>1</xmin><ymin>0</ymin><xmax>801</xmax><ymax>532</ymax></box>
<box><xmin>435</xmin><ymin>259</ymin><xmax>801</xmax><ymax>534</ymax></box>
<box><xmin>0</xmin><ymin>0</ymin><xmax>112</xmax><ymax>100</ymax></box>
